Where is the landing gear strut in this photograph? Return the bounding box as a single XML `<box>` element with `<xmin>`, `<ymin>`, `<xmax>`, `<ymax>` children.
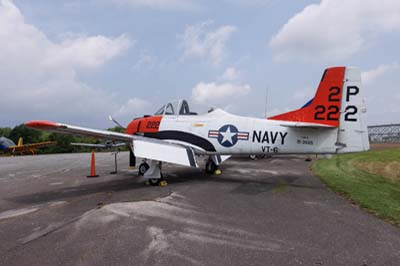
<box><xmin>140</xmin><ymin>160</ymin><xmax>167</xmax><ymax>187</ymax></box>
<box><xmin>205</xmin><ymin>158</ymin><xmax>218</xmax><ymax>174</ymax></box>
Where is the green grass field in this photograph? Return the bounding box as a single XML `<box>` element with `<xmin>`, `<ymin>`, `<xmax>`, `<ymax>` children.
<box><xmin>312</xmin><ymin>148</ymin><xmax>400</xmax><ymax>226</ymax></box>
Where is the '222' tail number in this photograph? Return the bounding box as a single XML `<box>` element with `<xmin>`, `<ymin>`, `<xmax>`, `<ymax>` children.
<box><xmin>314</xmin><ymin>86</ymin><xmax>359</xmax><ymax>122</ymax></box>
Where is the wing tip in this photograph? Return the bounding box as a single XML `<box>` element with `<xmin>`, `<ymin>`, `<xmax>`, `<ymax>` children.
<box><xmin>25</xmin><ymin>120</ymin><xmax>60</xmax><ymax>129</ymax></box>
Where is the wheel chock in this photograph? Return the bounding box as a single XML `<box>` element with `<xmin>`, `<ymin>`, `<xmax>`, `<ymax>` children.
<box><xmin>214</xmin><ymin>169</ymin><xmax>222</xmax><ymax>175</ymax></box>
<box><xmin>159</xmin><ymin>180</ymin><xmax>168</xmax><ymax>187</ymax></box>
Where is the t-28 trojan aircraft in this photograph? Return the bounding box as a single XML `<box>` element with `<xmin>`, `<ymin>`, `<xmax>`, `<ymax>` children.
<box><xmin>26</xmin><ymin>66</ymin><xmax>369</xmax><ymax>185</ymax></box>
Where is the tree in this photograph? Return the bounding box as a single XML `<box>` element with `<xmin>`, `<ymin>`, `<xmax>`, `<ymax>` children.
<box><xmin>9</xmin><ymin>124</ymin><xmax>42</xmax><ymax>144</ymax></box>
<box><xmin>0</xmin><ymin>127</ymin><xmax>12</xmax><ymax>138</ymax></box>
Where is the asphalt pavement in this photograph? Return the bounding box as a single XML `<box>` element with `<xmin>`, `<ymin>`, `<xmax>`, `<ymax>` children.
<box><xmin>0</xmin><ymin>152</ymin><xmax>399</xmax><ymax>266</ymax></box>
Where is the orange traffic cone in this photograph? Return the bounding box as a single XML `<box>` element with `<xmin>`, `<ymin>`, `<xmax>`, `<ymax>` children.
<box><xmin>87</xmin><ymin>149</ymin><xmax>99</xmax><ymax>178</ymax></box>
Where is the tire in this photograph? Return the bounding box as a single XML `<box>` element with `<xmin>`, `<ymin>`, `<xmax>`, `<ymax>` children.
<box><xmin>138</xmin><ymin>162</ymin><xmax>149</xmax><ymax>176</ymax></box>
<box><xmin>148</xmin><ymin>175</ymin><xmax>165</xmax><ymax>186</ymax></box>
<box><xmin>205</xmin><ymin>159</ymin><xmax>217</xmax><ymax>174</ymax></box>
<box><xmin>148</xmin><ymin>178</ymin><xmax>160</xmax><ymax>186</ymax></box>
<box><xmin>249</xmin><ymin>155</ymin><xmax>257</xmax><ymax>160</ymax></box>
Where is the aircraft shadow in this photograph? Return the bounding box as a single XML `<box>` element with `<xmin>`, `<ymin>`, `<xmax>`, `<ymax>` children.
<box><xmin>6</xmin><ymin>159</ymin><xmax>318</xmax><ymax>204</ymax></box>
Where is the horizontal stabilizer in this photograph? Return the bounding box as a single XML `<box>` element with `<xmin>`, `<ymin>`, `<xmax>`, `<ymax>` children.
<box><xmin>278</xmin><ymin>121</ymin><xmax>336</xmax><ymax>128</ymax></box>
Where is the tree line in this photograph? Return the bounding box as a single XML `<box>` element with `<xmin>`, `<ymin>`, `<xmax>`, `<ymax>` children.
<box><xmin>0</xmin><ymin>124</ymin><xmax>126</xmax><ymax>154</ymax></box>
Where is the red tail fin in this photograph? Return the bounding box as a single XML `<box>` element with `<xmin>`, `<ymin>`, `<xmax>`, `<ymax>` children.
<box><xmin>268</xmin><ymin>67</ymin><xmax>345</xmax><ymax>127</ymax></box>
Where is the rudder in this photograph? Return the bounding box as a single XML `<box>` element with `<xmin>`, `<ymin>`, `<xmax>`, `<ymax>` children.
<box><xmin>336</xmin><ymin>67</ymin><xmax>369</xmax><ymax>153</ymax></box>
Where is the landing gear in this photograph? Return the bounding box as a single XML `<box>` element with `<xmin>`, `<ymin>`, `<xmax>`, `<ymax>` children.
<box><xmin>138</xmin><ymin>162</ymin><xmax>149</xmax><ymax>176</ymax></box>
<box><xmin>141</xmin><ymin>160</ymin><xmax>168</xmax><ymax>187</ymax></box>
<box><xmin>205</xmin><ymin>159</ymin><xmax>218</xmax><ymax>174</ymax></box>
<box><xmin>148</xmin><ymin>174</ymin><xmax>167</xmax><ymax>187</ymax></box>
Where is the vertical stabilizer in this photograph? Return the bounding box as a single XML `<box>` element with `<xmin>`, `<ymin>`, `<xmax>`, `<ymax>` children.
<box><xmin>268</xmin><ymin>67</ymin><xmax>345</xmax><ymax>127</ymax></box>
<box><xmin>17</xmin><ymin>137</ymin><xmax>23</xmax><ymax>146</ymax></box>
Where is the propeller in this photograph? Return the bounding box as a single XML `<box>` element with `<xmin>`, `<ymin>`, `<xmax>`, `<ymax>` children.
<box><xmin>108</xmin><ymin>115</ymin><xmax>125</xmax><ymax>129</ymax></box>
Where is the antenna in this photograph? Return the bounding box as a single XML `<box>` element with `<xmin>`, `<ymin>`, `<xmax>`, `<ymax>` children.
<box><xmin>264</xmin><ymin>86</ymin><xmax>269</xmax><ymax>118</ymax></box>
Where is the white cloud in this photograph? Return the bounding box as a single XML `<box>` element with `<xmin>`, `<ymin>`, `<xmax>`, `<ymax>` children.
<box><xmin>270</xmin><ymin>0</ymin><xmax>400</xmax><ymax>61</ymax></box>
<box><xmin>107</xmin><ymin>0</ymin><xmax>198</xmax><ymax>11</ymax></box>
<box><xmin>179</xmin><ymin>20</ymin><xmax>236</xmax><ymax>66</ymax></box>
<box><xmin>361</xmin><ymin>63</ymin><xmax>399</xmax><ymax>86</ymax></box>
<box><xmin>114</xmin><ymin>98</ymin><xmax>152</xmax><ymax>118</ymax></box>
<box><xmin>0</xmin><ymin>0</ymin><xmax>137</xmax><ymax>127</ymax></box>
<box><xmin>191</xmin><ymin>82</ymin><xmax>251</xmax><ymax>104</ymax></box>
<box><xmin>132</xmin><ymin>50</ymin><xmax>159</xmax><ymax>71</ymax></box>
<box><xmin>45</xmin><ymin>35</ymin><xmax>131</xmax><ymax>70</ymax></box>
<box><xmin>219</xmin><ymin>67</ymin><xmax>241</xmax><ymax>81</ymax></box>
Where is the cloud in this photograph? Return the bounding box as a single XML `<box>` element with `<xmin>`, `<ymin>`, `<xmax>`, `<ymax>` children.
<box><xmin>45</xmin><ymin>35</ymin><xmax>131</xmax><ymax>70</ymax></box>
<box><xmin>270</xmin><ymin>0</ymin><xmax>400</xmax><ymax>61</ymax></box>
<box><xmin>0</xmin><ymin>0</ymin><xmax>137</xmax><ymax>127</ymax></box>
<box><xmin>132</xmin><ymin>50</ymin><xmax>159</xmax><ymax>71</ymax></box>
<box><xmin>219</xmin><ymin>67</ymin><xmax>241</xmax><ymax>81</ymax></box>
<box><xmin>114</xmin><ymin>98</ymin><xmax>152</xmax><ymax>118</ymax></box>
<box><xmin>361</xmin><ymin>63</ymin><xmax>399</xmax><ymax>86</ymax></box>
<box><xmin>191</xmin><ymin>82</ymin><xmax>251</xmax><ymax>104</ymax></box>
<box><xmin>107</xmin><ymin>0</ymin><xmax>199</xmax><ymax>11</ymax></box>
<box><xmin>179</xmin><ymin>20</ymin><xmax>236</xmax><ymax>66</ymax></box>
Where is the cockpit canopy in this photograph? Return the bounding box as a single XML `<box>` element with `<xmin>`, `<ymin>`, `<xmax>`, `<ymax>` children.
<box><xmin>154</xmin><ymin>99</ymin><xmax>198</xmax><ymax>116</ymax></box>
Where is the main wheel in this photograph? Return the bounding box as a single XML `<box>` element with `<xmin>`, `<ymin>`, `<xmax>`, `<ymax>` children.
<box><xmin>148</xmin><ymin>175</ymin><xmax>166</xmax><ymax>187</ymax></box>
<box><xmin>148</xmin><ymin>178</ymin><xmax>160</xmax><ymax>186</ymax></box>
<box><xmin>205</xmin><ymin>159</ymin><xmax>217</xmax><ymax>174</ymax></box>
<box><xmin>138</xmin><ymin>162</ymin><xmax>149</xmax><ymax>176</ymax></box>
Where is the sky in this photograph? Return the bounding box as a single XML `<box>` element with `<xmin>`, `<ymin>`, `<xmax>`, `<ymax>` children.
<box><xmin>0</xmin><ymin>0</ymin><xmax>399</xmax><ymax>128</ymax></box>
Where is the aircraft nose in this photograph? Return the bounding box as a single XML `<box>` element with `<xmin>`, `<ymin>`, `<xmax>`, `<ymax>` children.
<box><xmin>126</xmin><ymin>119</ymin><xmax>140</xmax><ymax>135</ymax></box>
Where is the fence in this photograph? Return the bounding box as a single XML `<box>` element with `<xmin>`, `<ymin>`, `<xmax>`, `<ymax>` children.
<box><xmin>368</xmin><ymin>124</ymin><xmax>400</xmax><ymax>143</ymax></box>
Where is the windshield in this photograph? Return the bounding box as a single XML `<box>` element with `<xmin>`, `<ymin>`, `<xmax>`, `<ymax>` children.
<box><xmin>153</xmin><ymin>99</ymin><xmax>215</xmax><ymax>116</ymax></box>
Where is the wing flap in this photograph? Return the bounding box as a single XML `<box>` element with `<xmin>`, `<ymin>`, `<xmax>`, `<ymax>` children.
<box><xmin>134</xmin><ymin>140</ymin><xmax>198</xmax><ymax>167</ymax></box>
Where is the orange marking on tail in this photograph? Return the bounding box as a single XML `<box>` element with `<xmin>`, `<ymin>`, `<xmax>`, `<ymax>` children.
<box><xmin>268</xmin><ymin>67</ymin><xmax>345</xmax><ymax>127</ymax></box>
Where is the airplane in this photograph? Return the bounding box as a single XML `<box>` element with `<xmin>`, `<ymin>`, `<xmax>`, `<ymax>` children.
<box><xmin>71</xmin><ymin>140</ymin><xmax>127</xmax><ymax>174</ymax></box>
<box><xmin>25</xmin><ymin>66</ymin><xmax>370</xmax><ymax>186</ymax></box>
<box><xmin>0</xmin><ymin>136</ymin><xmax>56</xmax><ymax>155</ymax></box>
<box><xmin>70</xmin><ymin>140</ymin><xmax>126</xmax><ymax>149</ymax></box>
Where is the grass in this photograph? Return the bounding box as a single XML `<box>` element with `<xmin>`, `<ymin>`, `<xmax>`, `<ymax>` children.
<box><xmin>312</xmin><ymin>148</ymin><xmax>400</xmax><ymax>226</ymax></box>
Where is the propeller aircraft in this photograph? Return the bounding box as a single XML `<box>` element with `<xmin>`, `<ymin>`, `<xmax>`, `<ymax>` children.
<box><xmin>26</xmin><ymin>67</ymin><xmax>370</xmax><ymax>186</ymax></box>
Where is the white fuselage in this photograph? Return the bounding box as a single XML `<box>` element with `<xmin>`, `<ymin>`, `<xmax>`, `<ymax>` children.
<box><xmin>158</xmin><ymin>109</ymin><xmax>338</xmax><ymax>155</ymax></box>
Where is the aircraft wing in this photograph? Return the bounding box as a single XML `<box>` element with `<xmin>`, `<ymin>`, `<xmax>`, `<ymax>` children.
<box><xmin>25</xmin><ymin>120</ymin><xmax>198</xmax><ymax>167</ymax></box>
<box><xmin>25</xmin><ymin>120</ymin><xmax>134</xmax><ymax>142</ymax></box>
<box><xmin>8</xmin><ymin>141</ymin><xmax>56</xmax><ymax>153</ymax></box>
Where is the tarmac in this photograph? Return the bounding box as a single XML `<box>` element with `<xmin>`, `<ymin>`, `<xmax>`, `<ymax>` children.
<box><xmin>0</xmin><ymin>152</ymin><xmax>400</xmax><ymax>266</ymax></box>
